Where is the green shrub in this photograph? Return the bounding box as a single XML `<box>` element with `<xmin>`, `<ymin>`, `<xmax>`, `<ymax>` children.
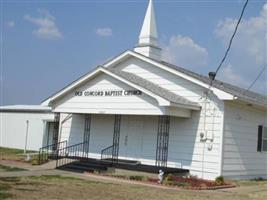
<box><xmin>164</xmin><ymin>180</ymin><xmax>190</xmax><ymax>187</ymax></box>
<box><xmin>129</xmin><ymin>176</ymin><xmax>145</xmax><ymax>181</ymax></box>
<box><xmin>215</xmin><ymin>176</ymin><xmax>225</xmax><ymax>185</ymax></box>
<box><xmin>164</xmin><ymin>174</ymin><xmax>173</xmax><ymax>182</ymax></box>
<box><xmin>254</xmin><ymin>177</ymin><xmax>264</xmax><ymax>181</ymax></box>
<box><xmin>112</xmin><ymin>175</ymin><xmax>127</xmax><ymax>179</ymax></box>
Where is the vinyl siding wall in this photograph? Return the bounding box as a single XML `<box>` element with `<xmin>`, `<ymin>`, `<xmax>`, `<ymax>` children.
<box><xmin>0</xmin><ymin>112</ymin><xmax>54</xmax><ymax>151</ymax></box>
<box><xmin>222</xmin><ymin>102</ymin><xmax>267</xmax><ymax>179</ymax></box>
<box><xmin>59</xmin><ymin>111</ymin><xmax>223</xmax><ymax>180</ymax></box>
<box><xmin>114</xmin><ymin>57</ymin><xmax>224</xmax><ymax>179</ymax></box>
<box><xmin>57</xmin><ymin>57</ymin><xmax>225</xmax><ymax>180</ymax></box>
<box><xmin>53</xmin><ymin>74</ymin><xmax>164</xmax><ymax>116</ymax></box>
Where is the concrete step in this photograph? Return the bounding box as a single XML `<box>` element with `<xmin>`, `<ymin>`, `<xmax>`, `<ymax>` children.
<box><xmin>58</xmin><ymin>161</ymin><xmax>108</xmax><ymax>173</ymax></box>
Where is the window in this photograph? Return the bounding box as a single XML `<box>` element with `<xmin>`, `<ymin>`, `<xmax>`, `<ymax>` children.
<box><xmin>263</xmin><ymin>127</ymin><xmax>267</xmax><ymax>152</ymax></box>
<box><xmin>258</xmin><ymin>125</ymin><xmax>267</xmax><ymax>152</ymax></box>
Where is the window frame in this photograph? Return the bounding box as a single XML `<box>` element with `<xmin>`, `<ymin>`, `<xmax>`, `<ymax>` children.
<box><xmin>262</xmin><ymin>126</ymin><xmax>267</xmax><ymax>152</ymax></box>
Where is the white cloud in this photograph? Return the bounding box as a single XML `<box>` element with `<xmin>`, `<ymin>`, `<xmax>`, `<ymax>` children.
<box><xmin>24</xmin><ymin>9</ymin><xmax>62</xmax><ymax>40</ymax></box>
<box><xmin>220</xmin><ymin>64</ymin><xmax>246</xmax><ymax>86</ymax></box>
<box><xmin>6</xmin><ymin>21</ymin><xmax>15</xmax><ymax>28</ymax></box>
<box><xmin>162</xmin><ymin>35</ymin><xmax>208</xmax><ymax>70</ymax></box>
<box><xmin>215</xmin><ymin>3</ymin><xmax>267</xmax><ymax>92</ymax></box>
<box><xmin>96</xmin><ymin>28</ymin><xmax>113</xmax><ymax>37</ymax></box>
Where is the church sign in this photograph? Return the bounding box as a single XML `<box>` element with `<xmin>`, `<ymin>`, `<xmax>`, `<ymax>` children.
<box><xmin>74</xmin><ymin>90</ymin><xmax>142</xmax><ymax>97</ymax></box>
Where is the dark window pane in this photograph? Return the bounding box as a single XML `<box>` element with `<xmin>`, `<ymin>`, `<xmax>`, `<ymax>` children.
<box><xmin>264</xmin><ymin>127</ymin><xmax>267</xmax><ymax>138</ymax></box>
<box><xmin>263</xmin><ymin>140</ymin><xmax>267</xmax><ymax>152</ymax></box>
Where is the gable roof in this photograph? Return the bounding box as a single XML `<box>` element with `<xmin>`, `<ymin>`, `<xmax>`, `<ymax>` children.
<box><xmin>104</xmin><ymin>50</ymin><xmax>266</xmax><ymax>108</ymax></box>
<box><xmin>43</xmin><ymin>67</ymin><xmax>200</xmax><ymax>110</ymax></box>
<box><xmin>43</xmin><ymin>50</ymin><xmax>266</xmax><ymax>109</ymax></box>
<box><xmin>107</xmin><ymin>68</ymin><xmax>200</xmax><ymax>110</ymax></box>
<box><xmin>159</xmin><ymin>60</ymin><xmax>267</xmax><ymax>108</ymax></box>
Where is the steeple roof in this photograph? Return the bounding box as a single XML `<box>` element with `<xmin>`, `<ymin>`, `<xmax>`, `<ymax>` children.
<box><xmin>138</xmin><ymin>0</ymin><xmax>158</xmax><ymax>47</ymax></box>
<box><xmin>134</xmin><ymin>0</ymin><xmax>162</xmax><ymax>60</ymax></box>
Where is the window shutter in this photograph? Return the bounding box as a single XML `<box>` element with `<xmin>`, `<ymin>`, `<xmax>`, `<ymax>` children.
<box><xmin>257</xmin><ymin>125</ymin><xmax>263</xmax><ymax>152</ymax></box>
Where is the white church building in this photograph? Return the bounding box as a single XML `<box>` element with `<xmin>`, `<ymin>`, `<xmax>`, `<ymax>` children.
<box><xmin>1</xmin><ymin>0</ymin><xmax>266</xmax><ymax>180</ymax></box>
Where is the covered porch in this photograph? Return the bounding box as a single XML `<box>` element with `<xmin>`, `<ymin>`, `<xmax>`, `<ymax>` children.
<box><xmin>41</xmin><ymin>68</ymin><xmax>201</xmax><ymax>174</ymax></box>
<box><xmin>40</xmin><ymin>110</ymin><xmax>199</xmax><ymax>175</ymax></box>
<box><xmin>58</xmin><ymin>114</ymin><xmax>171</xmax><ymax>168</ymax></box>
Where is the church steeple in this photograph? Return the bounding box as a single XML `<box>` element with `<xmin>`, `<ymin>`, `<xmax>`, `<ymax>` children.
<box><xmin>134</xmin><ymin>0</ymin><xmax>161</xmax><ymax>60</ymax></box>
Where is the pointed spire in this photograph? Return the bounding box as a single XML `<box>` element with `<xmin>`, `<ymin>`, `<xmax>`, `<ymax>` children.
<box><xmin>139</xmin><ymin>0</ymin><xmax>158</xmax><ymax>46</ymax></box>
<box><xmin>134</xmin><ymin>0</ymin><xmax>161</xmax><ymax>60</ymax></box>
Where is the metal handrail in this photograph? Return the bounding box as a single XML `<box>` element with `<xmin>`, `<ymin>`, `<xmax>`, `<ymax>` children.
<box><xmin>38</xmin><ymin>140</ymin><xmax>67</xmax><ymax>164</ymax></box>
<box><xmin>101</xmin><ymin>145</ymin><xmax>113</xmax><ymax>160</ymax></box>
<box><xmin>56</xmin><ymin>141</ymin><xmax>89</xmax><ymax>168</ymax></box>
<box><xmin>100</xmin><ymin>144</ymin><xmax>119</xmax><ymax>165</ymax></box>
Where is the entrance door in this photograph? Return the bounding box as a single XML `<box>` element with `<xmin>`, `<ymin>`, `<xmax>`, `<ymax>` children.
<box><xmin>119</xmin><ymin>116</ymin><xmax>143</xmax><ymax>161</ymax></box>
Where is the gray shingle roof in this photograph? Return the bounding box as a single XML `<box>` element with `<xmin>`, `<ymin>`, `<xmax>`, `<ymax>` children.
<box><xmin>43</xmin><ymin>50</ymin><xmax>266</xmax><ymax>109</ymax></box>
<box><xmin>159</xmin><ymin>60</ymin><xmax>267</xmax><ymax>108</ymax></box>
<box><xmin>107</xmin><ymin>68</ymin><xmax>200</xmax><ymax>108</ymax></box>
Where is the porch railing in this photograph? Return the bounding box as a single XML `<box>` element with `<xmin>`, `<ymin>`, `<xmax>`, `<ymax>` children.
<box><xmin>56</xmin><ymin>141</ymin><xmax>89</xmax><ymax>168</ymax></box>
<box><xmin>38</xmin><ymin>140</ymin><xmax>67</xmax><ymax>164</ymax></box>
<box><xmin>100</xmin><ymin>145</ymin><xmax>118</xmax><ymax>164</ymax></box>
<box><xmin>101</xmin><ymin>145</ymin><xmax>113</xmax><ymax>160</ymax></box>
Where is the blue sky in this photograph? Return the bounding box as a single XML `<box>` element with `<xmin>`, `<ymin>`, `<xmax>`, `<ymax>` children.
<box><xmin>1</xmin><ymin>0</ymin><xmax>266</xmax><ymax>105</ymax></box>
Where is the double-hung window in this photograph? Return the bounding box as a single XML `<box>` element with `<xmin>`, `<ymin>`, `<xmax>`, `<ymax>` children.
<box><xmin>258</xmin><ymin>125</ymin><xmax>267</xmax><ymax>152</ymax></box>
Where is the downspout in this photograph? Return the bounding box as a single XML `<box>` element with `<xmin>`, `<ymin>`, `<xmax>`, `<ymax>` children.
<box><xmin>201</xmin><ymin>96</ymin><xmax>208</xmax><ymax>179</ymax></box>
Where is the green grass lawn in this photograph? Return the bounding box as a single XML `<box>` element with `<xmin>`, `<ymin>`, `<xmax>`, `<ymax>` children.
<box><xmin>0</xmin><ymin>165</ymin><xmax>27</xmax><ymax>172</ymax></box>
<box><xmin>0</xmin><ymin>147</ymin><xmax>24</xmax><ymax>155</ymax></box>
<box><xmin>0</xmin><ymin>147</ymin><xmax>37</xmax><ymax>162</ymax></box>
<box><xmin>0</xmin><ymin>175</ymin><xmax>266</xmax><ymax>200</ymax></box>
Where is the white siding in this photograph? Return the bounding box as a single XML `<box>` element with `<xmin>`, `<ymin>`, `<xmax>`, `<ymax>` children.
<box><xmin>59</xmin><ymin>112</ymin><xmax>224</xmax><ymax>180</ymax></box>
<box><xmin>115</xmin><ymin>57</ymin><xmax>206</xmax><ymax>103</ymax></box>
<box><xmin>168</xmin><ymin>111</ymin><xmax>223</xmax><ymax>180</ymax></box>
<box><xmin>119</xmin><ymin>115</ymin><xmax>158</xmax><ymax>165</ymax></box>
<box><xmin>0</xmin><ymin>112</ymin><xmax>54</xmax><ymax>151</ymax></box>
<box><xmin>53</xmin><ymin>73</ymin><xmax>164</xmax><ymax>116</ymax></box>
<box><xmin>222</xmin><ymin>102</ymin><xmax>267</xmax><ymax>179</ymax></box>
<box><xmin>89</xmin><ymin>114</ymin><xmax>114</xmax><ymax>159</ymax></box>
<box><xmin>114</xmin><ymin>57</ymin><xmax>224</xmax><ymax>179</ymax></box>
<box><xmin>56</xmin><ymin>56</ymin><xmax>226</xmax><ymax>180</ymax></box>
<box><xmin>59</xmin><ymin>113</ymin><xmax>85</xmax><ymax>146</ymax></box>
